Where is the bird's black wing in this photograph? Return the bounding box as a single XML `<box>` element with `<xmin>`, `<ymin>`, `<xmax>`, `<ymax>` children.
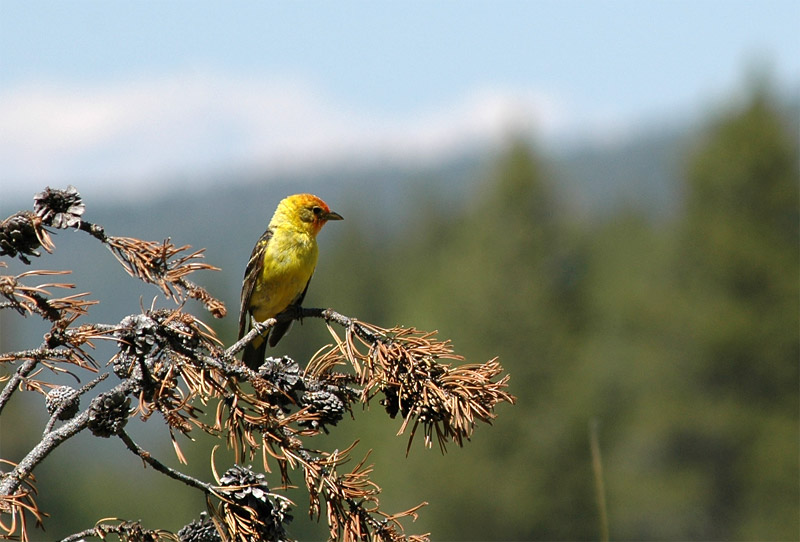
<box><xmin>239</xmin><ymin>229</ymin><xmax>272</xmax><ymax>369</ymax></box>
<box><xmin>238</xmin><ymin>228</ymin><xmax>272</xmax><ymax>340</ymax></box>
<box><xmin>267</xmin><ymin>273</ymin><xmax>312</xmax><ymax>347</ymax></box>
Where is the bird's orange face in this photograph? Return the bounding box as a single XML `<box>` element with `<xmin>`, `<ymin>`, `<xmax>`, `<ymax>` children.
<box><xmin>281</xmin><ymin>194</ymin><xmax>343</xmax><ymax>235</ymax></box>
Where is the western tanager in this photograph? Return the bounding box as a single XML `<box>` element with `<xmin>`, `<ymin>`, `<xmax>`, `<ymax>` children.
<box><xmin>238</xmin><ymin>194</ymin><xmax>343</xmax><ymax>369</ymax></box>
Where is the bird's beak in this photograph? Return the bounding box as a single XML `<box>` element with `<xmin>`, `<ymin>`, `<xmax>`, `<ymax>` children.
<box><xmin>325</xmin><ymin>210</ymin><xmax>343</xmax><ymax>221</ymax></box>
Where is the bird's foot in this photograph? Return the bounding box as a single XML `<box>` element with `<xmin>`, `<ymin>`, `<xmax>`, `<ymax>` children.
<box><xmin>252</xmin><ymin>318</ymin><xmax>276</xmax><ymax>337</ymax></box>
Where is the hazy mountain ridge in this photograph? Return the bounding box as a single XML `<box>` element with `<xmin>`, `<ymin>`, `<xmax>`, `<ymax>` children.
<box><xmin>4</xmin><ymin>118</ymin><xmax>689</xmax><ymax>228</ymax></box>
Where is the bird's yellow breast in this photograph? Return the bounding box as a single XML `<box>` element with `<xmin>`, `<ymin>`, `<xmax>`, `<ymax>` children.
<box><xmin>249</xmin><ymin>228</ymin><xmax>319</xmax><ymax>322</ymax></box>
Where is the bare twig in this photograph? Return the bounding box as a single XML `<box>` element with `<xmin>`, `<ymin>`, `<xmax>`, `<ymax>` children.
<box><xmin>118</xmin><ymin>430</ymin><xmax>215</xmax><ymax>495</ymax></box>
<box><xmin>0</xmin><ymin>358</ymin><xmax>38</xmax><ymax>416</ymax></box>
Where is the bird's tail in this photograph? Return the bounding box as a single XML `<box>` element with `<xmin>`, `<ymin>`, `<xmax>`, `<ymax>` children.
<box><xmin>268</xmin><ymin>319</ymin><xmax>293</xmax><ymax>347</ymax></box>
<box><xmin>242</xmin><ymin>334</ymin><xmax>268</xmax><ymax>370</ymax></box>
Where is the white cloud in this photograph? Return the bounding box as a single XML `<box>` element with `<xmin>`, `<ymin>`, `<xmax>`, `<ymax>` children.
<box><xmin>0</xmin><ymin>72</ymin><xmax>608</xmax><ymax>202</ymax></box>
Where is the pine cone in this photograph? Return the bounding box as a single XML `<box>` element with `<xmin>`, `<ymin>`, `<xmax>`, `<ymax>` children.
<box><xmin>178</xmin><ymin>512</ymin><xmax>221</xmax><ymax>542</ymax></box>
<box><xmin>258</xmin><ymin>356</ymin><xmax>305</xmax><ymax>410</ymax></box>
<box><xmin>218</xmin><ymin>465</ymin><xmax>292</xmax><ymax>541</ymax></box>
<box><xmin>87</xmin><ymin>390</ymin><xmax>130</xmax><ymax>437</ymax></box>
<box><xmin>45</xmin><ymin>386</ymin><xmax>79</xmax><ymax>420</ymax></box>
<box><xmin>33</xmin><ymin>185</ymin><xmax>85</xmax><ymax>229</ymax></box>
<box><xmin>117</xmin><ymin>314</ymin><xmax>160</xmax><ymax>358</ymax></box>
<box><xmin>0</xmin><ymin>211</ymin><xmax>45</xmax><ymax>264</ymax></box>
<box><xmin>299</xmin><ymin>384</ymin><xmax>348</xmax><ymax>433</ymax></box>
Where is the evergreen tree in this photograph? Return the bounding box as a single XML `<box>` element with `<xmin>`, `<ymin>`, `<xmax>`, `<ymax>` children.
<box><xmin>677</xmin><ymin>81</ymin><xmax>799</xmax><ymax>538</ymax></box>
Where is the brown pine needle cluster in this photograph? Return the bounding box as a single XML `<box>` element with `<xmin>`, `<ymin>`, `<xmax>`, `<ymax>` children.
<box><xmin>317</xmin><ymin>320</ymin><xmax>516</xmax><ymax>452</ymax></box>
<box><xmin>303</xmin><ymin>447</ymin><xmax>429</xmax><ymax>542</ymax></box>
<box><xmin>0</xmin><ymin>461</ymin><xmax>46</xmax><ymax>542</ymax></box>
<box><xmin>0</xmin><ymin>185</ymin><xmax>227</xmax><ymax>319</ymax></box>
<box><xmin>0</xmin><ymin>268</ymin><xmax>96</xmax><ymax>321</ymax></box>
<box><xmin>107</xmin><ymin>236</ymin><xmax>226</xmax><ymax>317</ymax></box>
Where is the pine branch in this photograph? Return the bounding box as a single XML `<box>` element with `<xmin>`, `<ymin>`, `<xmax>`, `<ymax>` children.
<box><xmin>1</xmin><ymin>186</ymin><xmax>514</xmax><ymax>542</ymax></box>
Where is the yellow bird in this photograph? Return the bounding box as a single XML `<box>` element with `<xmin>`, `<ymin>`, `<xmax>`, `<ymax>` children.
<box><xmin>238</xmin><ymin>194</ymin><xmax>343</xmax><ymax>369</ymax></box>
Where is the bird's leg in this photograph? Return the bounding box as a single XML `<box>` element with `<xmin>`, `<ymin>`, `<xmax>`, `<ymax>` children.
<box><xmin>274</xmin><ymin>304</ymin><xmax>304</xmax><ymax>327</ymax></box>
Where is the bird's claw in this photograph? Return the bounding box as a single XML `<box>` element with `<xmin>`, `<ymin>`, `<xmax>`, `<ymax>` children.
<box><xmin>252</xmin><ymin>318</ymin><xmax>275</xmax><ymax>337</ymax></box>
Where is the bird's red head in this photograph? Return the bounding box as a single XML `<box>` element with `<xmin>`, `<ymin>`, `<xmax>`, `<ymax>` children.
<box><xmin>271</xmin><ymin>194</ymin><xmax>343</xmax><ymax>235</ymax></box>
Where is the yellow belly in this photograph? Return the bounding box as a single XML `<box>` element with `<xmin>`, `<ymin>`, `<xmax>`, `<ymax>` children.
<box><xmin>248</xmin><ymin>229</ymin><xmax>318</xmax><ymax>323</ymax></box>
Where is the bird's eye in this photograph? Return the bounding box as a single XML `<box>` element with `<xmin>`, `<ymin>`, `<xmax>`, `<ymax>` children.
<box><xmin>312</xmin><ymin>206</ymin><xmax>323</xmax><ymax>216</ymax></box>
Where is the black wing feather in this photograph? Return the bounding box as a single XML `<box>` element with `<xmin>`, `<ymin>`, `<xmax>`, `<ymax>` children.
<box><xmin>239</xmin><ymin>229</ymin><xmax>272</xmax><ymax>369</ymax></box>
<box><xmin>238</xmin><ymin>228</ymin><xmax>272</xmax><ymax>338</ymax></box>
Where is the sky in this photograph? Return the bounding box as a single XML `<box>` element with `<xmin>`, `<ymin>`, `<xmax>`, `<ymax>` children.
<box><xmin>1</xmin><ymin>1</ymin><xmax>799</xmax><ymax>202</ymax></box>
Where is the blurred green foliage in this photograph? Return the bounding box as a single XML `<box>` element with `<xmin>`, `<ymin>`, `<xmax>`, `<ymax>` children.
<box><xmin>2</xmin><ymin>78</ymin><xmax>797</xmax><ymax>540</ymax></box>
<box><xmin>314</xmin><ymin>80</ymin><xmax>799</xmax><ymax>539</ymax></box>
